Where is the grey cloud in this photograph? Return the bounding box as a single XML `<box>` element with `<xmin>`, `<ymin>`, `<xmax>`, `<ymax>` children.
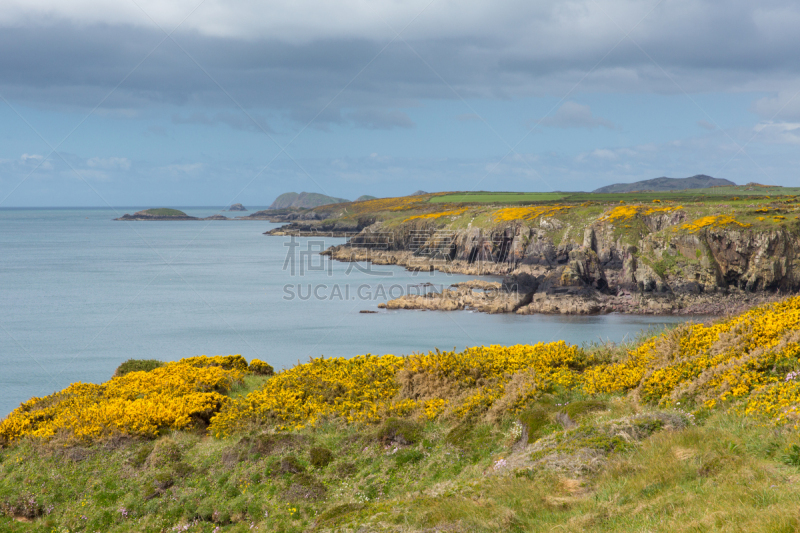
<box><xmin>752</xmin><ymin>122</ymin><xmax>800</xmax><ymax>146</ymax></box>
<box><xmin>3</xmin><ymin>1</ymin><xmax>800</xmax><ymax>125</ymax></box>
<box><xmin>345</xmin><ymin>109</ymin><xmax>415</xmax><ymax>130</ymax></box>
<box><xmin>752</xmin><ymin>90</ymin><xmax>800</xmax><ymax>121</ymax></box>
<box><xmin>172</xmin><ymin>111</ymin><xmax>275</xmax><ymax>133</ymax></box>
<box><xmin>697</xmin><ymin>120</ymin><xmax>716</xmax><ymax>130</ymax></box>
<box><xmin>535</xmin><ymin>102</ymin><xmax>616</xmax><ymax>129</ymax></box>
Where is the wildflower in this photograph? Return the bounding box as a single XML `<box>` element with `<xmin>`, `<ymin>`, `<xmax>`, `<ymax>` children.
<box><xmin>493</xmin><ymin>458</ymin><xmax>509</xmax><ymax>471</ymax></box>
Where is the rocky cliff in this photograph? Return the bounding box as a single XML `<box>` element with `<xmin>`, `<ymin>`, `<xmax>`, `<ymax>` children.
<box><xmin>321</xmin><ymin>211</ymin><xmax>799</xmax><ymax>315</ymax></box>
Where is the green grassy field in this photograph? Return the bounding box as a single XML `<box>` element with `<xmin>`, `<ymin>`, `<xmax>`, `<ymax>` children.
<box><xmin>427</xmin><ymin>186</ymin><xmax>800</xmax><ymax>207</ymax></box>
<box><xmin>429</xmin><ymin>192</ymin><xmax>569</xmax><ymax>204</ymax></box>
<box><xmin>2</xmin><ymin>399</ymin><xmax>799</xmax><ymax>532</ymax></box>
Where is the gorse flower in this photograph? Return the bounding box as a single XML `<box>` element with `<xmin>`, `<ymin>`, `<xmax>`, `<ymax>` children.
<box><xmin>599</xmin><ymin>204</ymin><xmax>683</xmax><ymax>223</ymax></box>
<box><xmin>0</xmin><ymin>357</ymin><xmax>243</xmax><ymax>444</ymax></box>
<box><xmin>680</xmin><ymin>215</ymin><xmax>750</xmax><ymax>232</ymax></box>
<box><xmin>4</xmin><ymin>297</ymin><xmax>800</xmax><ymax>444</ymax></box>
<box><xmin>404</xmin><ymin>208</ymin><xmax>469</xmax><ymax>221</ymax></box>
<box><xmin>492</xmin><ymin>205</ymin><xmax>571</xmax><ymax>222</ymax></box>
<box><xmin>210</xmin><ymin>341</ymin><xmax>599</xmax><ymax>436</ymax></box>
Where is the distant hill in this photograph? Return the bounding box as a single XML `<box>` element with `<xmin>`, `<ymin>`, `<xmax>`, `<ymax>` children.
<box><xmin>411</xmin><ymin>190</ymin><xmax>428</xmax><ymax>196</ymax></box>
<box><xmin>592</xmin><ymin>175</ymin><xmax>735</xmax><ymax>194</ymax></box>
<box><xmin>356</xmin><ymin>195</ymin><xmax>377</xmax><ymax>202</ymax></box>
<box><xmin>269</xmin><ymin>192</ymin><xmax>349</xmax><ymax>209</ymax></box>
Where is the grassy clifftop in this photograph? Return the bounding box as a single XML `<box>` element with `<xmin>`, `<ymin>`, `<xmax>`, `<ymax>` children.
<box><xmin>2</xmin><ymin>298</ymin><xmax>800</xmax><ymax>531</ymax></box>
<box><xmin>300</xmin><ymin>185</ymin><xmax>800</xmax><ymax>232</ymax></box>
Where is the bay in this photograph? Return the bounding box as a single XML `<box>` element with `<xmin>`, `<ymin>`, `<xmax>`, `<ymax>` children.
<box><xmin>0</xmin><ymin>207</ymin><xmax>690</xmax><ymax>416</ymax></box>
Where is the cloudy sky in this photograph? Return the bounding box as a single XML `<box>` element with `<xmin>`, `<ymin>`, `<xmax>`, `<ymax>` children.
<box><xmin>1</xmin><ymin>0</ymin><xmax>799</xmax><ymax>206</ymax></box>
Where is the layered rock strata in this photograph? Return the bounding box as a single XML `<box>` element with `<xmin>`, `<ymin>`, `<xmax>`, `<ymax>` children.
<box><xmin>308</xmin><ymin>212</ymin><xmax>798</xmax><ymax>315</ymax></box>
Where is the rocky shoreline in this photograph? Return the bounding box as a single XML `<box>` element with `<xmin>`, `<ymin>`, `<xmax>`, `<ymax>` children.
<box><xmin>264</xmin><ymin>219</ymin><xmax>371</xmax><ymax>236</ymax></box>
<box><xmin>377</xmin><ymin>279</ymin><xmax>783</xmax><ymax>315</ymax></box>
<box><xmin>322</xmin><ymin>245</ymin><xmax>788</xmax><ymax>315</ymax></box>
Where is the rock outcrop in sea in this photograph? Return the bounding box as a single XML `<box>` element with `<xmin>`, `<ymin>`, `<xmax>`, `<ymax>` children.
<box><xmin>115</xmin><ymin>209</ymin><xmax>199</xmax><ymax>221</ymax></box>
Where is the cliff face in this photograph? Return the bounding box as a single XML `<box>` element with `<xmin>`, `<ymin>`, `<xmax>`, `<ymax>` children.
<box><xmin>324</xmin><ymin>213</ymin><xmax>799</xmax><ymax>314</ymax></box>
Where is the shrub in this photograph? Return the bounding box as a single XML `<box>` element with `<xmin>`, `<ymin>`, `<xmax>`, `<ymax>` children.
<box><xmin>246</xmin><ymin>501</ymin><xmax>263</xmax><ymax>521</ymax></box>
<box><xmin>563</xmin><ymin>400</ymin><xmax>607</xmax><ymax>420</ymax></box>
<box><xmin>211</xmin><ymin>354</ymin><xmax>408</xmax><ymax>435</ymax></box>
<box><xmin>153</xmin><ymin>471</ymin><xmax>175</xmax><ymax>490</ymax></box>
<box><xmin>783</xmin><ymin>444</ymin><xmax>800</xmax><ymax>467</ymax></box>
<box><xmin>196</xmin><ymin>500</ymin><xmax>214</xmax><ymax>521</ymax></box>
<box><xmin>0</xmin><ymin>361</ymin><xmax>241</xmax><ymax>443</ymax></box>
<box><xmin>114</xmin><ymin>359</ymin><xmax>163</xmax><ymax>377</ymax></box>
<box><xmin>0</xmin><ymin>491</ymin><xmax>43</xmax><ymax>520</ymax></box>
<box><xmin>444</xmin><ymin>420</ymin><xmax>474</xmax><ymax>447</ymax></box>
<box><xmin>284</xmin><ymin>473</ymin><xmax>327</xmax><ymax>501</ymax></box>
<box><xmin>146</xmin><ymin>437</ymin><xmax>182</xmax><ymax>468</ymax></box>
<box><xmin>309</xmin><ymin>446</ymin><xmax>333</xmax><ymax>468</ymax></box>
<box><xmin>378</xmin><ymin>418</ymin><xmax>422</xmax><ymax>445</ymax></box>
<box><xmin>181</xmin><ymin>355</ymin><xmax>248</xmax><ymax>372</ymax></box>
<box><xmin>335</xmin><ymin>462</ymin><xmax>357</xmax><ymax>478</ymax></box>
<box><xmin>238</xmin><ymin>433</ymin><xmax>307</xmax><ymax>459</ymax></box>
<box><xmin>129</xmin><ymin>443</ymin><xmax>154</xmax><ymax>468</ymax></box>
<box><xmin>279</xmin><ymin>455</ymin><xmax>305</xmax><ymax>475</ymax></box>
<box><xmin>519</xmin><ymin>406</ymin><xmax>553</xmax><ymax>443</ymax></box>
<box><xmin>249</xmin><ymin>359</ymin><xmax>275</xmax><ymax>376</ymax></box>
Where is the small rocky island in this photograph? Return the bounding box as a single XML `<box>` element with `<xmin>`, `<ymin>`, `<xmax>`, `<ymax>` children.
<box><xmin>228</xmin><ymin>203</ymin><xmax>247</xmax><ymax>211</ymax></box>
<box><xmin>115</xmin><ymin>208</ymin><xmax>229</xmax><ymax>221</ymax></box>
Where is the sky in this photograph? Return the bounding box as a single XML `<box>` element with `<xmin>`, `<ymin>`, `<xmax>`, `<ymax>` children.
<box><xmin>1</xmin><ymin>0</ymin><xmax>799</xmax><ymax>207</ymax></box>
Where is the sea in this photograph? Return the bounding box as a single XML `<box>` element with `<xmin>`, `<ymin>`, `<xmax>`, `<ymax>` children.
<box><xmin>0</xmin><ymin>207</ymin><xmax>692</xmax><ymax>417</ymax></box>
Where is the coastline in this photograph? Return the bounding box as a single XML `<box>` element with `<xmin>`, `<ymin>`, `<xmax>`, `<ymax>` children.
<box><xmin>321</xmin><ymin>244</ymin><xmax>787</xmax><ymax>316</ymax></box>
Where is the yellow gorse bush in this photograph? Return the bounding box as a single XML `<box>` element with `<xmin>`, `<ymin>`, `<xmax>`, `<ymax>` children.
<box><xmin>4</xmin><ymin>298</ymin><xmax>800</xmax><ymax>444</ymax></box>
<box><xmin>180</xmin><ymin>354</ymin><xmax>248</xmax><ymax>372</ymax></box>
<box><xmin>584</xmin><ymin>296</ymin><xmax>800</xmax><ymax>425</ymax></box>
<box><xmin>599</xmin><ymin>204</ymin><xmax>683</xmax><ymax>223</ymax></box>
<box><xmin>211</xmin><ymin>298</ymin><xmax>800</xmax><ymax>434</ymax></box>
<box><xmin>681</xmin><ymin>215</ymin><xmax>751</xmax><ymax>232</ymax></box>
<box><xmin>210</xmin><ymin>354</ymin><xmax>408</xmax><ymax>436</ymax></box>
<box><xmin>343</xmin><ymin>194</ymin><xmax>447</xmax><ymax>216</ymax></box>
<box><xmin>492</xmin><ymin>206</ymin><xmax>571</xmax><ymax>222</ymax></box>
<box><xmin>210</xmin><ymin>341</ymin><xmax>595</xmax><ymax>435</ymax></box>
<box><xmin>404</xmin><ymin>208</ymin><xmax>469</xmax><ymax>222</ymax></box>
<box><xmin>404</xmin><ymin>341</ymin><xmax>588</xmax><ymax>390</ymax></box>
<box><xmin>0</xmin><ymin>357</ymin><xmax>243</xmax><ymax>444</ymax></box>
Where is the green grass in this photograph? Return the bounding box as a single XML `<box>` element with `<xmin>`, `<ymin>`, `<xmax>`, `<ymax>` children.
<box><xmin>429</xmin><ymin>192</ymin><xmax>569</xmax><ymax>204</ymax></box>
<box><xmin>141</xmin><ymin>208</ymin><xmax>188</xmax><ymax>216</ymax></box>
<box><xmin>229</xmin><ymin>375</ymin><xmax>272</xmax><ymax>399</ymax></box>
<box><xmin>427</xmin><ymin>187</ymin><xmax>800</xmax><ymax>207</ymax></box>
<box><xmin>3</xmin><ymin>397</ymin><xmax>800</xmax><ymax>532</ymax></box>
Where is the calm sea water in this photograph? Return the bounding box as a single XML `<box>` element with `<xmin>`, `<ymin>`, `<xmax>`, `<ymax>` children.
<box><xmin>0</xmin><ymin>207</ymin><xmax>690</xmax><ymax>416</ymax></box>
